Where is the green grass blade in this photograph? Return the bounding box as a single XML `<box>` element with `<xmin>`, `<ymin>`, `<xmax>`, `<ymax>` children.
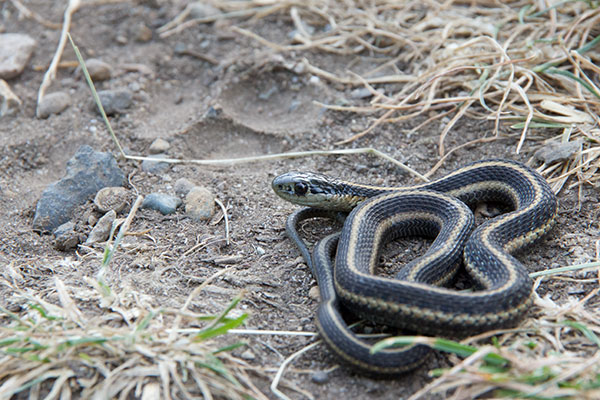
<box><xmin>28</xmin><ymin>303</ymin><xmax>61</xmax><ymax>321</ymax></box>
<box><xmin>67</xmin><ymin>33</ymin><xmax>125</xmax><ymax>157</ymax></box>
<box><xmin>561</xmin><ymin>320</ymin><xmax>600</xmax><ymax>347</ymax></box>
<box><xmin>212</xmin><ymin>342</ymin><xmax>246</xmax><ymax>355</ymax></box>
<box><xmin>577</xmin><ymin>35</ymin><xmax>600</xmax><ymax>54</ymax></box>
<box><xmin>371</xmin><ymin>336</ymin><xmax>509</xmax><ymax>367</ymax></box>
<box><xmin>544</xmin><ymin>67</ymin><xmax>600</xmax><ymax>100</ymax></box>
<box><xmin>196</xmin><ymin>314</ymin><xmax>248</xmax><ymax>341</ymax></box>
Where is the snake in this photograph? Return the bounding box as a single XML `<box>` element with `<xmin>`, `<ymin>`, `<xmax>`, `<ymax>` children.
<box><xmin>272</xmin><ymin>159</ymin><xmax>558</xmax><ymax>375</ymax></box>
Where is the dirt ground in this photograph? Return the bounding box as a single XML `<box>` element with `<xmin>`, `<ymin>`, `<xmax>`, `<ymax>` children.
<box><xmin>1</xmin><ymin>1</ymin><xmax>599</xmax><ymax>399</ymax></box>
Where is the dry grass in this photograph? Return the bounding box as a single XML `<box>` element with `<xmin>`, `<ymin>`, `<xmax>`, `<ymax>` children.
<box><xmin>0</xmin><ymin>273</ymin><xmax>264</xmax><ymax>399</ymax></box>
<box><xmin>0</xmin><ymin>200</ymin><xmax>267</xmax><ymax>399</ymax></box>
<box><xmin>162</xmin><ymin>0</ymin><xmax>600</xmax><ymax>195</ymax></box>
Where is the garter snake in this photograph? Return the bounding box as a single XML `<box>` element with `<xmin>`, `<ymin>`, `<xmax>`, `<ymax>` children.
<box><xmin>272</xmin><ymin>159</ymin><xmax>558</xmax><ymax>375</ymax></box>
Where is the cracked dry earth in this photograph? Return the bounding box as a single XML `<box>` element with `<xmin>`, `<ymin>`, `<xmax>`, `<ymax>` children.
<box><xmin>1</xmin><ymin>2</ymin><xmax>599</xmax><ymax>399</ymax></box>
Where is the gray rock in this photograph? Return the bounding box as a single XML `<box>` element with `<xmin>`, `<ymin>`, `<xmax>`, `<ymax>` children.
<box><xmin>94</xmin><ymin>186</ymin><xmax>129</xmax><ymax>213</ymax></box>
<box><xmin>240</xmin><ymin>349</ymin><xmax>255</xmax><ymax>360</ymax></box>
<box><xmin>350</xmin><ymin>87</ymin><xmax>384</xmax><ymax>99</ymax></box>
<box><xmin>189</xmin><ymin>2</ymin><xmax>220</xmax><ymax>19</ymax></box>
<box><xmin>185</xmin><ymin>186</ymin><xmax>214</xmax><ymax>221</ymax></box>
<box><xmin>86</xmin><ymin>210</ymin><xmax>116</xmax><ymax>243</ymax></box>
<box><xmin>85</xmin><ymin>58</ymin><xmax>112</xmax><ymax>81</ymax></box>
<box><xmin>33</xmin><ymin>145</ymin><xmax>125</xmax><ymax>232</ymax></box>
<box><xmin>54</xmin><ymin>221</ymin><xmax>75</xmax><ymax>237</ymax></box>
<box><xmin>148</xmin><ymin>138</ymin><xmax>170</xmax><ymax>154</ymax></box>
<box><xmin>142</xmin><ymin>193</ymin><xmax>182</xmax><ymax>215</ymax></box>
<box><xmin>174</xmin><ymin>178</ymin><xmax>194</xmax><ymax>197</ymax></box>
<box><xmin>141</xmin><ymin>153</ymin><xmax>170</xmax><ymax>174</ymax></box>
<box><xmin>534</xmin><ymin>140</ymin><xmax>582</xmax><ymax>164</ymax></box>
<box><xmin>350</xmin><ymin>87</ymin><xmax>372</xmax><ymax>99</ymax></box>
<box><xmin>36</xmin><ymin>91</ymin><xmax>70</xmax><ymax>118</ymax></box>
<box><xmin>0</xmin><ymin>33</ymin><xmax>37</xmax><ymax>79</ymax></box>
<box><xmin>95</xmin><ymin>89</ymin><xmax>133</xmax><ymax>115</ymax></box>
<box><xmin>311</xmin><ymin>371</ymin><xmax>329</xmax><ymax>384</ymax></box>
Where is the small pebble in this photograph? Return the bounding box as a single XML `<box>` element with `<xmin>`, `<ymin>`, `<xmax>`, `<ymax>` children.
<box><xmin>85</xmin><ymin>59</ymin><xmax>112</xmax><ymax>81</ymax></box>
<box><xmin>311</xmin><ymin>371</ymin><xmax>329</xmax><ymax>384</ymax></box>
<box><xmin>350</xmin><ymin>87</ymin><xmax>384</xmax><ymax>99</ymax></box>
<box><xmin>189</xmin><ymin>2</ymin><xmax>220</xmax><ymax>18</ymax></box>
<box><xmin>256</xmin><ymin>246</ymin><xmax>265</xmax><ymax>256</ymax></box>
<box><xmin>240</xmin><ymin>349</ymin><xmax>255</xmax><ymax>360</ymax></box>
<box><xmin>54</xmin><ymin>233</ymin><xmax>80</xmax><ymax>251</ymax></box>
<box><xmin>129</xmin><ymin>81</ymin><xmax>141</xmax><ymax>92</ymax></box>
<box><xmin>94</xmin><ymin>186</ymin><xmax>129</xmax><ymax>213</ymax></box>
<box><xmin>258</xmin><ymin>85</ymin><xmax>278</xmax><ymax>100</ymax></box>
<box><xmin>86</xmin><ymin>210</ymin><xmax>116</xmax><ymax>244</ymax></box>
<box><xmin>308</xmin><ymin>285</ymin><xmax>320</xmax><ymax>301</ymax></box>
<box><xmin>173</xmin><ymin>42</ymin><xmax>187</xmax><ymax>55</ymax></box>
<box><xmin>54</xmin><ymin>221</ymin><xmax>75</xmax><ymax>237</ymax></box>
<box><xmin>534</xmin><ymin>140</ymin><xmax>582</xmax><ymax>164</ymax></box>
<box><xmin>95</xmin><ymin>89</ymin><xmax>133</xmax><ymax>115</ymax></box>
<box><xmin>204</xmin><ymin>106</ymin><xmax>220</xmax><ymax>118</ymax></box>
<box><xmin>288</xmin><ymin>100</ymin><xmax>301</xmax><ymax>113</ymax></box>
<box><xmin>293</xmin><ymin>62</ymin><xmax>305</xmax><ymax>74</ymax></box>
<box><xmin>350</xmin><ymin>87</ymin><xmax>373</xmax><ymax>99</ymax></box>
<box><xmin>53</xmin><ymin>221</ymin><xmax>80</xmax><ymax>251</ymax></box>
<box><xmin>141</xmin><ymin>153</ymin><xmax>170</xmax><ymax>174</ymax></box>
<box><xmin>0</xmin><ymin>33</ymin><xmax>36</xmax><ymax>79</ymax></box>
<box><xmin>142</xmin><ymin>193</ymin><xmax>182</xmax><ymax>215</ymax></box>
<box><xmin>134</xmin><ymin>23</ymin><xmax>152</xmax><ymax>42</ymax></box>
<box><xmin>185</xmin><ymin>186</ymin><xmax>215</xmax><ymax>221</ymax></box>
<box><xmin>174</xmin><ymin>178</ymin><xmax>194</xmax><ymax>197</ymax></box>
<box><xmin>148</xmin><ymin>138</ymin><xmax>170</xmax><ymax>154</ymax></box>
<box><xmin>88</xmin><ymin>213</ymin><xmax>98</xmax><ymax>226</ymax></box>
<box><xmin>36</xmin><ymin>91</ymin><xmax>71</xmax><ymax>118</ymax></box>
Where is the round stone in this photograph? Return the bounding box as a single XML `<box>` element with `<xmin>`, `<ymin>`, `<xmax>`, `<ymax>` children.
<box><xmin>37</xmin><ymin>92</ymin><xmax>71</xmax><ymax>118</ymax></box>
<box><xmin>85</xmin><ymin>58</ymin><xmax>112</xmax><ymax>81</ymax></box>
<box><xmin>94</xmin><ymin>186</ymin><xmax>130</xmax><ymax>213</ymax></box>
<box><xmin>185</xmin><ymin>186</ymin><xmax>215</xmax><ymax>221</ymax></box>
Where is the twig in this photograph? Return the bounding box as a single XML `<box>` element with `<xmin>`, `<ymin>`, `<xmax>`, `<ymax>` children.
<box><xmin>36</xmin><ymin>0</ymin><xmax>82</xmax><ymax>117</ymax></box>
<box><xmin>214</xmin><ymin>198</ymin><xmax>230</xmax><ymax>246</ymax></box>
<box><xmin>270</xmin><ymin>341</ymin><xmax>320</xmax><ymax>400</ymax></box>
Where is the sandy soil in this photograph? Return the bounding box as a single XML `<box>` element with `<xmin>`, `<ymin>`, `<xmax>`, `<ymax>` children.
<box><xmin>1</xmin><ymin>1</ymin><xmax>598</xmax><ymax>399</ymax></box>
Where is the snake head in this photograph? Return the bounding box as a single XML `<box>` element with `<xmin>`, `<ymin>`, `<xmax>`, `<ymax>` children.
<box><xmin>272</xmin><ymin>171</ymin><xmax>364</xmax><ymax>211</ymax></box>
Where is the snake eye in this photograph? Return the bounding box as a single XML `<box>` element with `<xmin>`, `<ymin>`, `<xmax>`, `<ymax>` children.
<box><xmin>294</xmin><ymin>182</ymin><xmax>308</xmax><ymax>196</ymax></box>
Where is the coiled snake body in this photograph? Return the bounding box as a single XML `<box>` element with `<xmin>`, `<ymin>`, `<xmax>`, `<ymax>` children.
<box><xmin>272</xmin><ymin>159</ymin><xmax>557</xmax><ymax>375</ymax></box>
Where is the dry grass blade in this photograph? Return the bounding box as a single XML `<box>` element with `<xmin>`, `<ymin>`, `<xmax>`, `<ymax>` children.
<box><xmin>36</xmin><ymin>0</ymin><xmax>81</xmax><ymax>116</ymax></box>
